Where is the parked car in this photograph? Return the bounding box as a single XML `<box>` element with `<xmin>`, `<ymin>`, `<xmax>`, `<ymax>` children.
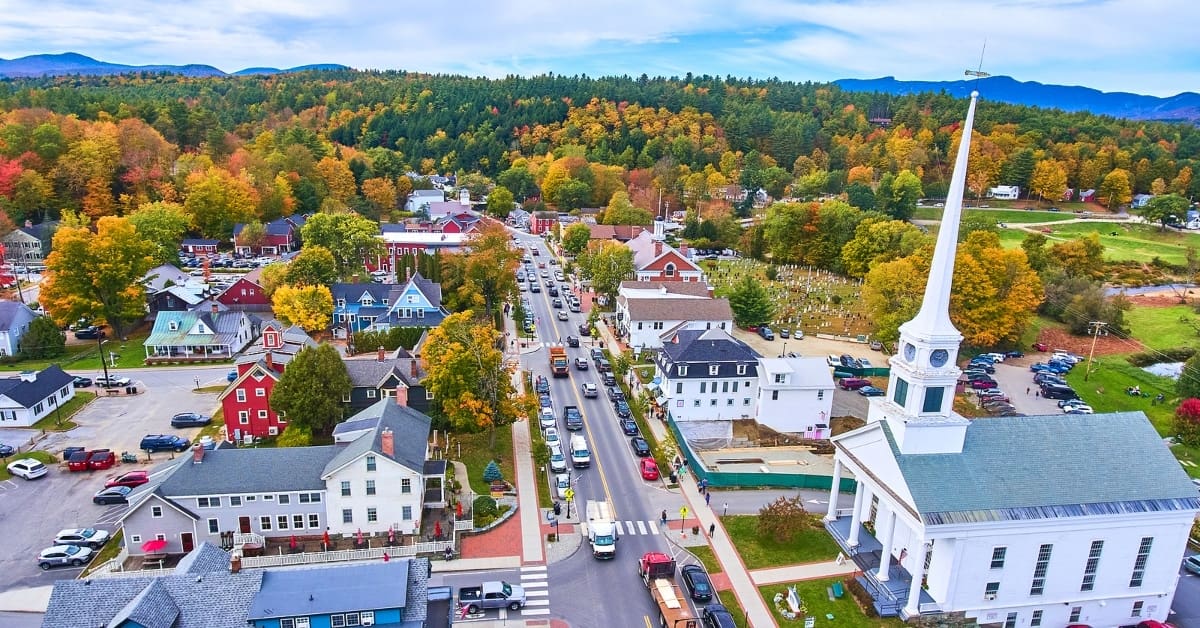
<box><xmin>54</xmin><ymin>528</ymin><xmax>110</xmax><ymax>549</ymax></box>
<box><xmin>1040</xmin><ymin>385</ymin><xmax>1078</xmax><ymax>401</ymax></box>
<box><xmin>539</xmin><ymin>408</ymin><xmax>555</xmax><ymax>430</ymax></box>
<box><xmin>554</xmin><ymin>473</ymin><xmax>571</xmax><ymax>499</ymax></box>
<box><xmin>575</xmin><ymin>358</ymin><xmax>589</xmax><ymax>370</ymax></box>
<box><xmin>72</xmin><ymin>376</ymin><xmax>93</xmax><ymax>388</ymax></box>
<box><xmin>620</xmin><ymin>418</ymin><xmax>639</xmax><ymax>435</ymax></box>
<box><xmin>105</xmin><ymin>470</ymin><xmax>149</xmax><ymax>488</ymax></box>
<box><xmin>1004</xmin><ymin>350</ymin><xmax>1025</xmax><ymax>359</ymax></box>
<box><xmin>170</xmin><ymin>412</ymin><xmax>211</xmax><ymax>428</ymax></box>
<box><xmin>538</xmin><ymin>394</ymin><xmax>553</xmax><ymax>409</ymax></box>
<box><xmin>614</xmin><ymin>401</ymin><xmax>631</xmax><ymax>418</ymax></box>
<box><xmin>630</xmin><ymin>436</ymin><xmax>651</xmax><ymax>457</ymax></box>
<box><xmin>681</xmin><ymin>565</ymin><xmax>714</xmax><ymax>602</ymax></box>
<box><xmin>1183</xmin><ymin>555</ymin><xmax>1200</xmax><ymax>575</ymax></box>
<box><xmin>601</xmin><ymin>372</ymin><xmax>616</xmax><ymax>387</ymax></box>
<box><xmin>0</xmin><ymin>443</ymin><xmax>14</xmax><ymax>457</ymax></box>
<box><xmin>549</xmin><ymin>446</ymin><xmax>567</xmax><ymax>473</ymax></box>
<box><xmin>596</xmin><ymin>358</ymin><xmax>612</xmax><ymax>373</ymax></box>
<box><xmin>581</xmin><ymin>383</ymin><xmax>598</xmax><ymax>398</ymax></box>
<box><xmin>87</xmin><ymin>449</ymin><xmax>116</xmax><ymax>470</ymax></box>
<box><xmin>965</xmin><ymin>363</ymin><xmax>995</xmax><ymax>374</ymax></box>
<box><xmin>869</xmin><ymin>340</ymin><xmax>883</xmax><ymax>351</ymax></box>
<box><xmin>640</xmin><ymin>458</ymin><xmax>660</xmax><ymax>480</ymax></box>
<box><xmin>139</xmin><ymin>434</ymin><xmax>190</xmax><ymax>453</ymax></box>
<box><xmin>779</xmin><ymin>329</ymin><xmax>790</xmax><ymax>339</ymax></box>
<box><xmin>543</xmin><ymin>427</ymin><xmax>560</xmax><ymax>447</ymax></box>
<box><xmin>701</xmin><ymin>603</ymin><xmax>738</xmax><ymax>628</ymax></box>
<box><xmin>607</xmin><ymin>386</ymin><xmax>625</xmax><ymax>402</ymax></box>
<box><xmin>37</xmin><ymin>545</ymin><xmax>94</xmax><ymax>570</ymax></box>
<box><xmin>1063</xmin><ymin>404</ymin><xmax>1094</xmax><ymax>414</ymax></box>
<box><xmin>535</xmin><ymin>376</ymin><xmax>550</xmax><ymax>395</ymax></box>
<box><xmin>73</xmin><ymin>326</ymin><xmax>105</xmax><ymax>340</ymax></box>
<box><xmin>565</xmin><ymin>335</ymin><xmax>580</xmax><ymax>348</ymax></box>
<box><xmin>1032</xmin><ymin>342</ymin><xmax>1049</xmax><ymax>352</ymax></box>
<box><xmin>758</xmin><ymin>326</ymin><xmax>775</xmax><ymax>341</ymax></box>
<box><xmin>92</xmin><ymin>487</ymin><xmax>133</xmax><ymax>506</ymax></box>
<box><xmin>838</xmin><ymin>378</ymin><xmax>870</xmax><ymax>391</ymax></box>
<box><xmin>858</xmin><ymin>386</ymin><xmax>885</xmax><ymax>397</ymax></box>
<box><xmin>970</xmin><ymin>378</ymin><xmax>998</xmax><ymax>390</ymax></box>
<box><xmin>578</xmin><ymin>323</ymin><xmax>591</xmax><ymax>336</ymax></box>
<box><xmin>7</xmin><ymin>458</ymin><xmax>47</xmax><ymax>479</ymax></box>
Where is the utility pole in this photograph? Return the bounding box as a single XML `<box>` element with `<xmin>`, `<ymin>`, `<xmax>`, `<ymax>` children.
<box><xmin>1084</xmin><ymin>321</ymin><xmax>1106</xmax><ymax>381</ymax></box>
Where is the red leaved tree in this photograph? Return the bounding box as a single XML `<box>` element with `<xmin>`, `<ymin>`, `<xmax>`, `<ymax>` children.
<box><xmin>1174</xmin><ymin>398</ymin><xmax>1200</xmax><ymax>447</ymax></box>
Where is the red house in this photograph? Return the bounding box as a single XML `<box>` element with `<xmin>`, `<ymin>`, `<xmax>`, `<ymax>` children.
<box><xmin>626</xmin><ymin>230</ymin><xmax>705</xmax><ymax>283</ymax></box>
<box><xmin>218</xmin><ymin>322</ymin><xmax>315</xmax><ymax>441</ymax></box>
<box><xmin>216</xmin><ymin>277</ymin><xmax>271</xmax><ymax>312</ymax></box>
<box><xmin>529</xmin><ymin>211</ymin><xmax>558</xmax><ymax>235</ymax></box>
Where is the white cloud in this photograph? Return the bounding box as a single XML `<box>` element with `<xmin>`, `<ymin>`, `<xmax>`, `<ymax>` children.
<box><xmin>0</xmin><ymin>0</ymin><xmax>1195</xmax><ymax>95</ymax></box>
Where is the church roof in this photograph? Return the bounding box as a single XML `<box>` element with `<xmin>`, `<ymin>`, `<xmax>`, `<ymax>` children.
<box><xmin>841</xmin><ymin>412</ymin><xmax>1200</xmax><ymax>525</ymax></box>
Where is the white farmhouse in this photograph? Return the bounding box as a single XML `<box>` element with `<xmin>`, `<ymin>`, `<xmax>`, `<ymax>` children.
<box><xmin>616</xmin><ymin>281</ymin><xmax>731</xmax><ymax>351</ymax></box>
<box><xmin>754</xmin><ymin>357</ymin><xmax>833</xmax><ymax>438</ymax></box>
<box><xmin>825</xmin><ymin>92</ymin><xmax>1200</xmax><ymax>624</ymax></box>
<box><xmin>655</xmin><ymin>328</ymin><xmax>760</xmax><ymax>440</ymax></box>
<box><xmin>986</xmin><ymin>185</ymin><xmax>1019</xmax><ymax>200</ymax></box>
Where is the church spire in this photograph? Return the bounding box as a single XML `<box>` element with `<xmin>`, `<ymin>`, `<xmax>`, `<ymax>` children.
<box><xmin>902</xmin><ymin>91</ymin><xmax>979</xmax><ymax>343</ymax></box>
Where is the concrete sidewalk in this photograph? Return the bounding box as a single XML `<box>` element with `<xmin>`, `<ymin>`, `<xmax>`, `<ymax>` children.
<box><xmin>750</xmin><ymin>561</ymin><xmax>858</xmax><ymax>585</ymax></box>
<box><xmin>432</xmin><ymin>556</ymin><xmax>522</xmax><ymax>573</ymax></box>
<box><xmin>506</xmin><ymin>312</ymin><xmax>546</xmax><ymax>566</ymax></box>
<box><xmin>0</xmin><ymin>586</ymin><xmax>52</xmax><ymax>613</ymax></box>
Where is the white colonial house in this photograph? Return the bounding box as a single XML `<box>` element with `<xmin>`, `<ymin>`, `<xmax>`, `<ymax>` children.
<box><xmin>616</xmin><ymin>281</ymin><xmax>730</xmax><ymax>351</ymax></box>
<box><xmin>986</xmin><ymin>185</ymin><xmax>1019</xmax><ymax>200</ymax></box>
<box><xmin>654</xmin><ymin>328</ymin><xmax>760</xmax><ymax>441</ymax></box>
<box><xmin>825</xmin><ymin>92</ymin><xmax>1200</xmax><ymax>624</ymax></box>
<box><xmin>0</xmin><ymin>365</ymin><xmax>75</xmax><ymax>427</ymax></box>
<box><xmin>754</xmin><ymin>357</ymin><xmax>833</xmax><ymax>438</ymax></box>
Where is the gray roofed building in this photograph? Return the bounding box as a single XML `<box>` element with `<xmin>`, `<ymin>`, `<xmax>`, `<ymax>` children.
<box><xmin>174</xmin><ymin>541</ymin><xmax>232</xmax><ymax>575</ymax></box>
<box><xmin>619</xmin><ymin>280</ymin><xmax>712</xmax><ymax>298</ymax></box>
<box><xmin>0</xmin><ymin>364</ymin><xmax>75</xmax><ymax>427</ymax></box>
<box><xmin>626</xmin><ymin>297</ymin><xmax>732</xmax><ymax>324</ymax></box>
<box><xmin>881</xmin><ymin>412</ymin><xmax>1200</xmax><ymax>524</ymax></box>
<box><xmin>0</xmin><ymin>300</ymin><xmax>36</xmax><ymax>356</ymax></box>
<box><xmin>658</xmin><ymin>328</ymin><xmax>760</xmax><ymax>379</ymax></box>
<box><xmin>248</xmin><ymin>560</ymin><xmax>411</xmax><ymax>621</ymax></box>
<box><xmin>42</xmin><ymin>561</ymin><xmax>264</xmax><ymax>628</ymax></box>
<box><xmin>325</xmin><ymin>399</ymin><xmax>431</xmax><ymax>475</ymax></box>
<box><xmin>159</xmin><ymin>446</ymin><xmax>338</xmax><ymax>496</ymax></box>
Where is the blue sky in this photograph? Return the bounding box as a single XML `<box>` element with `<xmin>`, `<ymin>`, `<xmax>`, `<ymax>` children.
<box><xmin>0</xmin><ymin>0</ymin><xmax>1195</xmax><ymax>97</ymax></box>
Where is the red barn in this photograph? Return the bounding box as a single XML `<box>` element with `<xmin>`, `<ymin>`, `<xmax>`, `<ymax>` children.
<box><xmin>218</xmin><ymin>322</ymin><xmax>315</xmax><ymax>441</ymax></box>
<box><xmin>216</xmin><ymin>277</ymin><xmax>271</xmax><ymax>312</ymax></box>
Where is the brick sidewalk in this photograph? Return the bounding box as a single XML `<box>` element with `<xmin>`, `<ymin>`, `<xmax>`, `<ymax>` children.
<box><xmin>460</xmin><ymin>512</ymin><xmax>524</xmax><ymax>559</ymax></box>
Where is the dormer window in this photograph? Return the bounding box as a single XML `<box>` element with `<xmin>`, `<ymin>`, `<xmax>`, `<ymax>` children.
<box><xmin>774</xmin><ymin>373</ymin><xmax>787</xmax><ymax>384</ymax></box>
<box><xmin>167</xmin><ymin>321</ymin><xmax>179</xmax><ymax>331</ymax></box>
<box><xmin>382</xmin><ymin>299</ymin><xmax>389</xmax><ymax>306</ymax></box>
<box><xmin>664</xmin><ymin>263</ymin><xmax>676</xmax><ymax>277</ymax></box>
<box><xmin>708</xmin><ymin>364</ymin><xmax>719</xmax><ymax>375</ymax></box>
<box><xmin>678</xmin><ymin>365</ymin><xmax>688</xmax><ymax>376</ymax></box>
<box><xmin>736</xmin><ymin>364</ymin><xmax>747</xmax><ymax>375</ymax></box>
<box><xmin>336</xmin><ymin>299</ymin><xmax>346</xmax><ymax>308</ymax></box>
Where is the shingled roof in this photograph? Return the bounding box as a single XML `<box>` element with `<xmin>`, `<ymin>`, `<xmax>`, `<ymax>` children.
<box><xmin>625</xmin><ymin>297</ymin><xmax>733</xmax><ymax>323</ymax></box>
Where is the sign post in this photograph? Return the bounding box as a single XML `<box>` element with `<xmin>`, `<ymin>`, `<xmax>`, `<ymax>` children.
<box><xmin>679</xmin><ymin>506</ymin><xmax>689</xmax><ymax>537</ymax></box>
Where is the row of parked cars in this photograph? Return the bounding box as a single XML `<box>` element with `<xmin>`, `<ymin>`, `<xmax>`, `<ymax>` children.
<box><xmin>963</xmin><ymin>352</ymin><xmax>1022</xmax><ymax>416</ymax></box>
<box><xmin>1030</xmin><ymin>351</ymin><xmax>1086</xmax><ymax>410</ymax></box>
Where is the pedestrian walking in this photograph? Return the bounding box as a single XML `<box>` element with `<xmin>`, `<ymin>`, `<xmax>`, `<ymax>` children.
<box><xmin>1035</xmin><ymin>390</ymin><xmax>1040</xmax><ymax>398</ymax></box>
<box><xmin>723</xmin><ymin>502</ymin><xmax>728</xmax><ymax>516</ymax></box>
<box><xmin>661</xmin><ymin>509</ymin><xmax>668</xmax><ymax>527</ymax></box>
<box><xmin>1026</xmin><ymin>387</ymin><xmax>1030</xmax><ymax>395</ymax></box>
<box><xmin>709</xmin><ymin>523</ymin><xmax>716</xmax><ymax>537</ymax></box>
<box><xmin>705</xmin><ymin>492</ymin><xmax>711</xmax><ymax>506</ymax></box>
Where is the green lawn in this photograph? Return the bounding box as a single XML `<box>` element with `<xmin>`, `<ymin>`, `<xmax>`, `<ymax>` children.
<box><xmin>721</xmin><ymin>515</ymin><xmax>842</xmax><ymax>569</ymax></box>
<box><xmin>1032</xmin><ymin>222</ymin><xmax>1200</xmax><ymax>265</ymax></box>
<box><xmin>718</xmin><ymin>589</ymin><xmax>750</xmax><ymax>628</ymax></box>
<box><xmin>0</xmin><ymin>330</ymin><xmax>152</xmax><ymax>372</ymax></box>
<box><xmin>912</xmin><ymin>207</ymin><xmax>1078</xmax><ymax>223</ymax></box>
<box><xmin>758</xmin><ymin>579</ymin><xmax>904</xmax><ymax>628</ymax></box>
<box><xmin>452</xmin><ymin>427</ymin><xmax>516</xmax><ymax>495</ymax></box>
<box><xmin>1125</xmin><ymin>305</ymin><xmax>1200</xmax><ymax>351</ymax></box>
<box><xmin>31</xmin><ymin>391</ymin><xmax>96</xmax><ymax>431</ymax></box>
<box><xmin>81</xmin><ymin>529</ymin><xmax>124</xmax><ymax>576</ymax></box>
<box><xmin>687</xmin><ymin>544</ymin><xmax>723</xmax><ymax>575</ymax></box>
<box><xmin>1063</xmin><ymin>355</ymin><xmax>1200</xmax><ymax>475</ymax></box>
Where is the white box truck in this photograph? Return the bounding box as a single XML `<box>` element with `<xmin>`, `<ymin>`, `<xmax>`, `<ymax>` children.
<box><xmin>583</xmin><ymin>499</ymin><xmax>618</xmax><ymax>559</ymax></box>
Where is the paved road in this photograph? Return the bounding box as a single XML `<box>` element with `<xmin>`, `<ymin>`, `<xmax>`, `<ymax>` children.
<box><xmin>435</xmin><ymin>566</ymin><xmax>549</xmax><ymax>621</ymax></box>
<box><xmin>1171</xmin><ymin>555</ymin><xmax>1200</xmax><ymax>628</ymax></box>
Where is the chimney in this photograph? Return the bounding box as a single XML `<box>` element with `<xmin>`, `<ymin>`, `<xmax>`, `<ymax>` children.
<box><xmin>24</xmin><ymin>219</ymin><xmax>32</xmax><ymax>228</ymax></box>
<box><xmin>381</xmin><ymin>427</ymin><xmax>395</xmax><ymax>456</ymax></box>
<box><xmin>211</xmin><ymin>303</ymin><xmax>219</xmax><ymax>315</ymax></box>
<box><xmin>654</xmin><ymin>241</ymin><xmax>663</xmax><ymax>257</ymax></box>
<box><xmin>410</xmin><ymin>358</ymin><xmax>419</xmax><ymax>379</ymax></box>
<box><xmin>265</xmin><ymin>352</ymin><xmax>273</xmax><ymax>371</ymax></box>
<box><xmin>230</xmin><ymin>554</ymin><xmax>241</xmax><ymax>574</ymax></box>
<box><xmin>192</xmin><ymin>443</ymin><xmax>204</xmax><ymax>464</ymax></box>
<box><xmin>377</xmin><ymin>346</ymin><xmax>386</xmax><ymax>362</ymax></box>
<box><xmin>395</xmin><ymin>385</ymin><xmax>408</xmax><ymax>408</ymax></box>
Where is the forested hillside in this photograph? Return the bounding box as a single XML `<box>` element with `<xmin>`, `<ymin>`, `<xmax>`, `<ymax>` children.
<box><xmin>1</xmin><ymin>69</ymin><xmax>1199</xmax><ymax>233</ymax></box>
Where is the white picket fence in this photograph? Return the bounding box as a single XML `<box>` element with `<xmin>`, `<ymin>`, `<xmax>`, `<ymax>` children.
<box><xmin>240</xmin><ymin>540</ymin><xmax>453</xmax><ymax>569</ymax></box>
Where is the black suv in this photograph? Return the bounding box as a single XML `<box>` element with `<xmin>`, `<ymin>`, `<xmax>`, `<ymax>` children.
<box><xmin>139</xmin><ymin>434</ymin><xmax>190</xmax><ymax>453</ymax></box>
<box><xmin>565</xmin><ymin>335</ymin><xmax>580</xmax><ymax>348</ymax></box>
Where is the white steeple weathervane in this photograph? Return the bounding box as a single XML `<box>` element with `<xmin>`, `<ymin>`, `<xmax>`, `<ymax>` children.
<box><xmin>868</xmin><ymin>87</ymin><xmax>982</xmax><ymax>455</ymax></box>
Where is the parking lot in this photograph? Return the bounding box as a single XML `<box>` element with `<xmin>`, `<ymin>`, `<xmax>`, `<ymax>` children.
<box><xmin>973</xmin><ymin>355</ymin><xmax>1074</xmax><ymax>416</ymax></box>
<box><xmin>0</xmin><ymin>365</ymin><xmax>229</xmax><ymax>592</ymax></box>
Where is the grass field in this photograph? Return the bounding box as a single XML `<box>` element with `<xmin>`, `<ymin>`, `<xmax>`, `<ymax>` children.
<box><xmin>913</xmin><ymin>207</ymin><xmax>1079</xmax><ymax>223</ymax></box>
<box><xmin>758</xmin><ymin>579</ymin><xmax>904</xmax><ymax>628</ymax></box>
<box><xmin>0</xmin><ymin>330</ymin><xmax>153</xmax><ymax>372</ymax></box>
<box><xmin>687</xmin><ymin>544</ymin><xmax>723</xmax><ymax>574</ymax></box>
<box><xmin>1032</xmin><ymin>222</ymin><xmax>1200</xmax><ymax>265</ymax></box>
<box><xmin>718</xmin><ymin>589</ymin><xmax>750</xmax><ymax>628</ymax></box>
<box><xmin>0</xmin><ymin>450</ymin><xmax>57</xmax><ymax>480</ymax></box>
<box><xmin>1063</xmin><ymin>355</ymin><xmax>1200</xmax><ymax>475</ymax></box>
<box><xmin>453</xmin><ymin>427</ymin><xmax>515</xmax><ymax>495</ymax></box>
<box><xmin>1124</xmin><ymin>305</ymin><xmax>1200</xmax><ymax>351</ymax></box>
<box><xmin>721</xmin><ymin>515</ymin><xmax>842</xmax><ymax>569</ymax></box>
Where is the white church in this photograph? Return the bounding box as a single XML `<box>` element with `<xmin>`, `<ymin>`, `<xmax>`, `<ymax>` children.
<box><xmin>824</xmin><ymin>92</ymin><xmax>1200</xmax><ymax>625</ymax></box>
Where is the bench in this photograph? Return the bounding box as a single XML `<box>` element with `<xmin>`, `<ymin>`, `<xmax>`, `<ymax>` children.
<box><xmin>105</xmin><ymin>389</ymin><xmax>122</xmax><ymax>396</ymax></box>
<box><xmin>831</xmin><ymin>581</ymin><xmax>844</xmax><ymax>598</ymax></box>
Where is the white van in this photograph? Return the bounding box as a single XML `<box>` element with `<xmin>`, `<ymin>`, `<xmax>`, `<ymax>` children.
<box><xmin>570</xmin><ymin>435</ymin><xmax>591</xmax><ymax>468</ymax></box>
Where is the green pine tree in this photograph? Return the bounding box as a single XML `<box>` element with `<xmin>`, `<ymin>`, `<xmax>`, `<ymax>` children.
<box><xmin>483</xmin><ymin>460</ymin><xmax>503</xmax><ymax>483</ymax></box>
<box><xmin>727</xmin><ymin>276</ymin><xmax>774</xmax><ymax>328</ymax></box>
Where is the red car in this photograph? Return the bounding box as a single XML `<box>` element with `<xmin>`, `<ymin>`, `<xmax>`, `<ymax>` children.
<box><xmin>66</xmin><ymin>450</ymin><xmax>92</xmax><ymax>472</ymax></box>
<box><xmin>838</xmin><ymin>378</ymin><xmax>870</xmax><ymax>391</ymax></box>
<box><xmin>87</xmin><ymin>450</ymin><xmax>116</xmax><ymax>470</ymax></box>
<box><xmin>105</xmin><ymin>470</ymin><xmax>149</xmax><ymax>488</ymax></box>
<box><xmin>1032</xmin><ymin>342</ymin><xmax>1049</xmax><ymax>352</ymax></box>
<box><xmin>640</xmin><ymin>458</ymin><xmax>660</xmax><ymax>481</ymax></box>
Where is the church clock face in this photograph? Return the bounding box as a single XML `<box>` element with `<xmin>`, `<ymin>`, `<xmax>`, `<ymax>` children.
<box><xmin>929</xmin><ymin>349</ymin><xmax>949</xmax><ymax>368</ymax></box>
<box><xmin>903</xmin><ymin>343</ymin><xmax>916</xmax><ymax>362</ymax></box>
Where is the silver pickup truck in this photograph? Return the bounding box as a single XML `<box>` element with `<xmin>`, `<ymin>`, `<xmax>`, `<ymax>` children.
<box><xmin>458</xmin><ymin>580</ymin><xmax>526</xmax><ymax>612</ymax></box>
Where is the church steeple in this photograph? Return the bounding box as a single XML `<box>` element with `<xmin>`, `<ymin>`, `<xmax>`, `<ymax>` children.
<box><xmin>868</xmin><ymin>92</ymin><xmax>980</xmax><ymax>455</ymax></box>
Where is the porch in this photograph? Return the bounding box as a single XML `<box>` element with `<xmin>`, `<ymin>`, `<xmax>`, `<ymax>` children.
<box><xmin>144</xmin><ymin>343</ymin><xmax>234</xmax><ymax>363</ymax></box>
<box><xmin>824</xmin><ymin>515</ymin><xmax>938</xmax><ymax>618</ymax></box>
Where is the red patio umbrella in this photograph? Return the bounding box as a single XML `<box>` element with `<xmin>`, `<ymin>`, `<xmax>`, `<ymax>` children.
<box><xmin>383</xmin><ymin>552</ymin><xmax>390</xmax><ymax>562</ymax></box>
<box><xmin>289</xmin><ymin>535</ymin><xmax>297</xmax><ymax>549</ymax></box>
<box><xmin>322</xmin><ymin>530</ymin><xmax>330</xmax><ymax>546</ymax></box>
<box><xmin>434</xmin><ymin>520</ymin><xmax>442</xmax><ymax>539</ymax></box>
<box><xmin>141</xmin><ymin>539</ymin><xmax>168</xmax><ymax>553</ymax></box>
<box><xmin>456</xmin><ymin>502</ymin><xmax>463</xmax><ymax>519</ymax></box>
<box><xmin>388</xmin><ymin>527</ymin><xmax>395</xmax><ymax>544</ymax></box>
<box><xmin>356</xmin><ymin>528</ymin><xmax>364</xmax><ymax>545</ymax></box>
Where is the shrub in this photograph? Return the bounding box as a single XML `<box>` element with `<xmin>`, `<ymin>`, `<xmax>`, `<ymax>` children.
<box><xmin>756</xmin><ymin>496</ymin><xmax>816</xmax><ymax>543</ymax></box>
<box><xmin>1127</xmin><ymin>347</ymin><xmax>1196</xmax><ymax>367</ymax></box>
<box><xmin>352</xmin><ymin>327</ymin><xmax>427</xmax><ymax>354</ymax></box>
<box><xmin>1174</xmin><ymin>398</ymin><xmax>1200</xmax><ymax>447</ymax></box>
<box><xmin>483</xmin><ymin>460</ymin><xmax>503</xmax><ymax>483</ymax></box>
<box><xmin>472</xmin><ymin>495</ymin><xmax>499</xmax><ymax>527</ymax></box>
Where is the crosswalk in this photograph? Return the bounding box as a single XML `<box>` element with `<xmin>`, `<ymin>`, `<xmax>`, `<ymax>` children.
<box><xmin>519</xmin><ymin>565</ymin><xmax>550</xmax><ymax>617</ymax></box>
<box><xmin>613</xmin><ymin>520</ymin><xmax>661</xmax><ymax>536</ymax></box>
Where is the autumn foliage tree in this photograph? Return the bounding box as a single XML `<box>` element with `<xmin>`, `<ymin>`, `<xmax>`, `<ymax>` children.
<box><xmin>1174</xmin><ymin>398</ymin><xmax>1200</xmax><ymax>447</ymax></box>
<box><xmin>270</xmin><ymin>343</ymin><xmax>351</xmax><ymax>438</ymax></box>
<box><xmin>41</xmin><ymin>216</ymin><xmax>156</xmax><ymax>337</ymax></box>
<box><xmin>423</xmin><ymin>311</ymin><xmax>526</xmax><ymax>446</ymax></box>
<box><xmin>757</xmin><ymin>496</ymin><xmax>816</xmax><ymax>543</ymax></box>
<box><xmin>272</xmin><ymin>284</ymin><xmax>334</xmax><ymax>331</ymax></box>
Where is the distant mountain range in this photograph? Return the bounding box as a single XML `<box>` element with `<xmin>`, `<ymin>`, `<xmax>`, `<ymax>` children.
<box><xmin>2</xmin><ymin>53</ymin><xmax>1196</xmax><ymax>122</ymax></box>
<box><xmin>835</xmin><ymin>75</ymin><xmax>1200</xmax><ymax>122</ymax></box>
<box><xmin>0</xmin><ymin>52</ymin><xmax>348</xmax><ymax>79</ymax></box>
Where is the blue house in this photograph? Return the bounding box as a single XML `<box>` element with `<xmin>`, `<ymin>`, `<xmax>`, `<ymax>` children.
<box><xmin>332</xmin><ymin>272</ymin><xmax>448</xmax><ymax>337</ymax></box>
<box><xmin>248</xmin><ymin>560</ymin><xmax>429</xmax><ymax>628</ymax></box>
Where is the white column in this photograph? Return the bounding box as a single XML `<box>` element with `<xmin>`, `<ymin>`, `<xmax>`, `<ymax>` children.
<box><xmin>903</xmin><ymin>541</ymin><xmax>930</xmax><ymax>617</ymax></box>
<box><xmin>847</xmin><ymin>482</ymin><xmax>865</xmax><ymax>548</ymax></box>
<box><xmin>858</xmin><ymin>484</ymin><xmax>874</xmax><ymax>522</ymax></box>
<box><xmin>876</xmin><ymin>506</ymin><xmax>897</xmax><ymax>582</ymax></box>
<box><xmin>825</xmin><ymin>460</ymin><xmax>843</xmax><ymax>521</ymax></box>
